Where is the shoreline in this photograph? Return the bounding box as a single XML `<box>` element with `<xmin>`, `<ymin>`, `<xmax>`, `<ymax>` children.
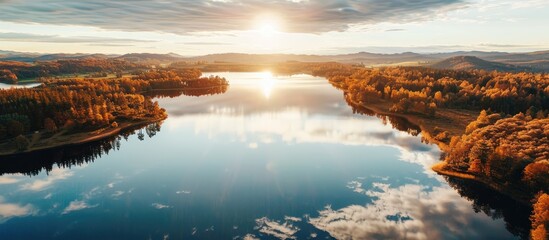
<box><xmin>142</xmin><ymin>85</ymin><xmax>229</xmax><ymax>92</ymax></box>
<box><xmin>432</xmin><ymin>162</ymin><xmax>531</xmax><ymax>205</ymax></box>
<box><xmin>346</xmin><ymin>96</ymin><xmax>532</xmax><ymax>205</ymax></box>
<box><xmin>0</xmin><ymin>116</ymin><xmax>166</xmax><ymax>158</ymax></box>
<box><xmin>0</xmin><ymin>81</ymin><xmax>229</xmax><ymax>157</ymax></box>
<box><xmin>345</xmin><ymin>96</ymin><xmax>477</xmax><ymax>150</ymax></box>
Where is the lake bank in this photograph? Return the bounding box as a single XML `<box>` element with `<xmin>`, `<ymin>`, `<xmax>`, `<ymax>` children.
<box><xmin>432</xmin><ymin>162</ymin><xmax>532</xmax><ymax>205</ymax></box>
<box><xmin>0</xmin><ymin>69</ymin><xmax>229</xmax><ymax>158</ymax></box>
<box><xmin>345</xmin><ymin>96</ymin><xmax>533</xmax><ymax>206</ymax></box>
<box><xmin>0</xmin><ymin>115</ymin><xmax>166</xmax><ymax>157</ymax></box>
<box><xmin>344</xmin><ymin>95</ymin><xmax>478</xmax><ymax>150</ymax></box>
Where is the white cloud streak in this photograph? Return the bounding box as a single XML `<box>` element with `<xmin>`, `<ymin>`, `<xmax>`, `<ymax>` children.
<box><xmin>0</xmin><ymin>0</ymin><xmax>466</xmax><ymax>34</ymax></box>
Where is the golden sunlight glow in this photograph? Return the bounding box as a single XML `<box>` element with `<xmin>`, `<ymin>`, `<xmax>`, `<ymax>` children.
<box><xmin>260</xmin><ymin>71</ymin><xmax>276</xmax><ymax>98</ymax></box>
<box><xmin>254</xmin><ymin>15</ymin><xmax>281</xmax><ymax>37</ymax></box>
<box><xmin>249</xmin><ymin>14</ymin><xmax>284</xmax><ymax>51</ymax></box>
<box><xmin>258</xmin><ymin>22</ymin><xmax>277</xmax><ymax>36</ymax></box>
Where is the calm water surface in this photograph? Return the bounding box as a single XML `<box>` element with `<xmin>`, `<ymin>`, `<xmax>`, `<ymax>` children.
<box><xmin>0</xmin><ymin>72</ymin><xmax>527</xmax><ymax>239</ymax></box>
<box><xmin>0</xmin><ymin>82</ymin><xmax>41</xmax><ymax>89</ymax></box>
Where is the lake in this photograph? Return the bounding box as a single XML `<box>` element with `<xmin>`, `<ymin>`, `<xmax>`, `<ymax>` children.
<box><xmin>0</xmin><ymin>72</ymin><xmax>529</xmax><ymax>239</ymax></box>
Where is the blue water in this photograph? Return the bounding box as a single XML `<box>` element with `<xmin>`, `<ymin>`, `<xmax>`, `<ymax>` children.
<box><xmin>0</xmin><ymin>72</ymin><xmax>521</xmax><ymax>239</ymax></box>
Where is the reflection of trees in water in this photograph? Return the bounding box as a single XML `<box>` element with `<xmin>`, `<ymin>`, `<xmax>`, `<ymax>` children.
<box><xmin>144</xmin><ymin>85</ymin><xmax>228</xmax><ymax>98</ymax></box>
<box><xmin>344</xmin><ymin>94</ymin><xmax>421</xmax><ymax>136</ymax></box>
<box><xmin>341</xmin><ymin>91</ymin><xmax>530</xmax><ymax>239</ymax></box>
<box><xmin>0</xmin><ymin>122</ymin><xmax>163</xmax><ymax>176</ymax></box>
<box><xmin>444</xmin><ymin>177</ymin><xmax>532</xmax><ymax>239</ymax></box>
<box><xmin>0</xmin><ymin>85</ymin><xmax>230</xmax><ymax>176</ymax></box>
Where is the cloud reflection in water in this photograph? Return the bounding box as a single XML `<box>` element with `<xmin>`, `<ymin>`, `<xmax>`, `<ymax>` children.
<box><xmin>309</xmin><ymin>181</ymin><xmax>516</xmax><ymax>240</ymax></box>
<box><xmin>0</xmin><ymin>197</ymin><xmax>35</xmax><ymax>223</ymax></box>
<box><xmin>165</xmin><ymin>107</ymin><xmax>440</xmax><ymax>172</ymax></box>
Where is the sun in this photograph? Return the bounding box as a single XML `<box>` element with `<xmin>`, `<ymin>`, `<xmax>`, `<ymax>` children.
<box><xmin>251</xmin><ymin>14</ymin><xmax>283</xmax><ymax>50</ymax></box>
<box><xmin>254</xmin><ymin>16</ymin><xmax>280</xmax><ymax>36</ymax></box>
<box><xmin>258</xmin><ymin>23</ymin><xmax>277</xmax><ymax>35</ymax></box>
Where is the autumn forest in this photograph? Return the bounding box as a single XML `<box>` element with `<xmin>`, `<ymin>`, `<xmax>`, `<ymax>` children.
<box><xmin>0</xmin><ymin>56</ymin><xmax>548</xmax><ymax>239</ymax></box>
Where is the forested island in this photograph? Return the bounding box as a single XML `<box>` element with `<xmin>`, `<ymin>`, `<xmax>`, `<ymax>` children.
<box><xmin>0</xmin><ymin>66</ymin><xmax>228</xmax><ymax>156</ymax></box>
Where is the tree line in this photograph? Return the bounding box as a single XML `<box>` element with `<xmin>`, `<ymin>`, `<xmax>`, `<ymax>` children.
<box><xmin>305</xmin><ymin>63</ymin><xmax>549</xmax><ymax>116</ymax></box>
<box><xmin>0</xmin><ymin>69</ymin><xmax>228</xmax><ymax>149</ymax></box>
<box><xmin>446</xmin><ymin>111</ymin><xmax>548</xmax><ymax>194</ymax></box>
<box><xmin>0</xmin><ymin>59</ymin><xmax>144</xmax><ymax>83</ymax></box>
<box><xmin>300</xmin><ymin>62</ymin><xmax>548</xmax><ymax>239</ymax></box>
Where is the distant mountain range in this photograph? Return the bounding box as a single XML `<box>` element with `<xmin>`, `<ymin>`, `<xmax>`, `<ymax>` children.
<box><xmin>0</xmin><ymin>52</ymin><xmax>119</xmax><ymax>62</ymax></box>
<box><xmin>1</xmin><ymin>50</ymin><xmax>548</xmax><ymax>72</ymax></box>
<box><xmin>430</xmin><ymin>56</ymin><xmax>532</xmax><ymax>72</ymax></box>
<box><xmin>115</xmin><ymin>53</ymin><xmax>185</xmax><ymax>64</ymax></box>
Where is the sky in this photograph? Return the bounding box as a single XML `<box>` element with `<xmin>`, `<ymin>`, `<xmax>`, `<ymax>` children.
<box><xmin>0</xmin><ymin>0</ymin><xmax>547</xmax><ymax>56</ymax></box>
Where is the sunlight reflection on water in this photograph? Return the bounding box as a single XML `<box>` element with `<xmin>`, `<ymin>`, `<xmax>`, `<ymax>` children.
<box><xmin>0</xmin><ymin>72</ymin><xmax>523</xmax><ymax>240</ymax></box>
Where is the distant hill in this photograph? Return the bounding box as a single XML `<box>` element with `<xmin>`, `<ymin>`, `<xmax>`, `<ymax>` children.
<box><xmin>426</xmin><ymin>51</ymin><xmax>510</xmax><ymax>59</ymax></box>
<box><xmin>482</xmin><ymin>51</ymin><xmax>549</xmax><ymax>71</ymax></box>
<box><xmin>116</xmin><ymin>53</ymin><xmax>185</xmax><ymax>64</ymax></box>
<box><xmin>34</xmin><ymin>53</ymin><xmax>112</xmax><ymax>61</ymax></box>
<box><xmin>185</xmin><ymin>53</ymin><xmax>330</xmax><ymax>64</ymax></box>
<box><xmin>1</xmin><ymin>49</ymin><xmax>547</xmax><ymax>71</ymax></box>
<box><xmin>0</xmin><ymin>50</ymin><xmax>26</xmax><ymax>55</ymax></box>
<box><xmin>430</xmin><ymin>56</ymin><xmax>530</xmax><ymax>72</ymax></box>
<box><xmin>0</xmin><ymin>50</ymin><xmax>41</xmax><ymax>62</ymax></box>
<box><xmin>184</xmin><ymin>52</ymin><xmax>435</xmax><ymax>65</ymax></box>
<box><xmin>331</xmin><ymin>51</ymin><xmax>435</xmax><ymax>64</ymax></box>
<box><xmin>0</xmin><ymin>52</ymin><xmax>117</xmax><ymax>62</ymax></box>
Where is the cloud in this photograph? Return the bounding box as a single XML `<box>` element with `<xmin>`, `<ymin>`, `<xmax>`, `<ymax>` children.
<box><xmin>166</xmin><ymin>107</ymin><xmax>440</xmax><ymax>171</ymax></box>
<box><xmin>478</xmin><ymin>43</ymin><xmax>540</xmax><ymax>48</ymax></box>
<box><xmin>0</xmin><ymin>174</ymin><xmax>24</xmax><ymax>185</ymax></box>
<box><xmin>111</xmin><ymin>191</ymin><xmax>125</xmax><ymax>198</ymax></box>
<box><xmin>0</xmin><ymin>196</ymin><xmax>35</xmax><ymax>223</ymax></box>
<box><xmin>475</xmin><ymin>0</ymin><xmax>549</xmax><ymax>12</ymax></box>
<box><xmin>180</xmin><ymin>42</ymin><xmax>234</xmax><ymax>46</ymax></box>
<box><xmin>254</xmin><ymin>217</ymin><xmax>300</xmax><ymax>239</ymax></box>
<box><xmin>346</xmin><ymin>180</ymin><xmax>367</xmax><ymax>194</ymax></box>
<box><xmin>44</xmin><ymin>193</ymin><xmax>52</xmax><ymax>199</ymax></box>
<box><xmin>20</xmin><ymin>168</ymin><xmax>73</xmax><ymax>191</ymax></box>
<box><xmin>152</xmin><ymin>203</ymin><xmax>172</xmax><ymax>209</ymax></box>
<box><xmin>59</xmin><ymin>186</ymin><xmax>102</xmax><ymax>214</ymax></box>
<box><xmin>0</xmin><ymin>0</ymin><xmax>466</xmax><ymax>33</ymax></box>
<box><xmin>284</xmin><ymin>216</ymin><xmax>302</xmax><ymax>222</ymax></box>
<box><xmin>309</xmin><ymin>183</ymin><xmax>516</xmax><ymax>239</ymax></box>
<box><xmin>87</xmin><ymin>43</ymin><xmax>135</xmax><ymax>47</ymax></box>
<box><xmin>241</xmin><ymin>234</ymin><xmax>260</xmax><ymax>240</ymax></box>
<box><xmin>0</xmin><ymin>32</ymin><xmax>154</xmax><ymax>44</ymax></box>
<box><xmin>62</xmin><ymin>200</ymin><xmax>97</xmax><ymax>214</ymax></box>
